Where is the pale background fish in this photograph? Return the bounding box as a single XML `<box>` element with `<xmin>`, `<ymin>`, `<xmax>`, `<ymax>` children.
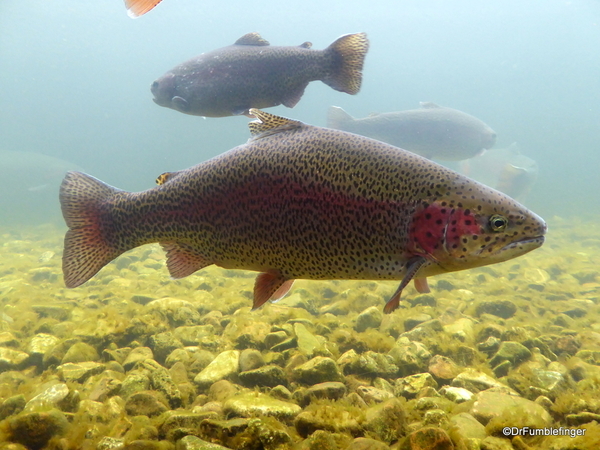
<box><xmin>459</xmin><ymin>143</ymin><xmax>539</xmax><ymax>201</ymax></box>
<box><xmin>0</xmin><ymin>150</ymin><xmax>83</xmax><ymax>225</ymax></box>
<box><xmin>0</xmin><ymin>0</ymin><xmax>599</xmax><ymax>224</ymax></box>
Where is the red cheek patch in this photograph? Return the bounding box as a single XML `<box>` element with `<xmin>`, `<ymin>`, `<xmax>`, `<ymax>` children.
<box><xmin>409</xmin><ymin>204</ymin><xmax>482</xmax><ymax>255</ymax></box>
<box><xmin>409</xmin><ymin>204</ymin><xmax>452</xmax><ymax>254</ymax></box>
<box><xmin>445</xmin><ymin>208</ymin><xmax>482</xmax><ymax>246</ymax></box>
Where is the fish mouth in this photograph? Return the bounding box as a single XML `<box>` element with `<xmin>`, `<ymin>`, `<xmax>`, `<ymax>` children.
<box><xmin>493</xmin><ymin>235</ymin><xmax>545</xmax><ymax>257</ymax></box>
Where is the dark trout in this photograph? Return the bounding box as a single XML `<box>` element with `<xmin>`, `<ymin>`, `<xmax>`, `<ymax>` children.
<box><xmin>328</xmin><ymin>102</ymin><xmax>497</xmax><ymax>161</ymax></box>
<box><xmin>151</xmin><ymin>32</ymin><xmax>369</xmax><ymax>117</ymax></box>
<box><xmin>60</xmin><ymin>110</ymin><xmax>546</xmax><ymax>313</ymax></box>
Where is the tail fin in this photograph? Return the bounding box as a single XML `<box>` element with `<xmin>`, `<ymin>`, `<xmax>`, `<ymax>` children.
<box><xmin>323</xmin><ymin>32</ymin><xmax>369</xmax><ymax>95</ymax></box>
<box><xmin>59</xmin><ymin>171</ymin><xmax>124</xmax><ymax>288</ymax></box>
<box><xmin>125</xmin><ymin>0</ymin><xmax>163</xmax><ymax>18</ymax></box>
<box><xmin>327</xmin><ymin>106</ymin><xmax>355</xmax><ymax>131</ymax></box>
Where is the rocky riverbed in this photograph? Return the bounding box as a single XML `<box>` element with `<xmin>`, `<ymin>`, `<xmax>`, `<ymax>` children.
<box><xmin>0</xmin><ymin>216</ymin><xmax>599</xmax><ymax>450</ymax></box>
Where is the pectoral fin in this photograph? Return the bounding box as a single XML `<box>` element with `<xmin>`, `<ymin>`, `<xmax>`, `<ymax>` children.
<box><xmin>383</xmin><ymin>256</ymin><xmax>428</xmax><ymax>314</ymax></box>
<box><xmin>172</xmin><ymin>96</ymin><xmax>189</xmax><ymax>112</ymax></box>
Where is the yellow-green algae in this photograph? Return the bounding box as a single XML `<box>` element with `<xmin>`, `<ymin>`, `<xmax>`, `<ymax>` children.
<box><xmin>0</xmin><ymin>216</ymin><xmax>598</xmax><ymax>449</ymax></box>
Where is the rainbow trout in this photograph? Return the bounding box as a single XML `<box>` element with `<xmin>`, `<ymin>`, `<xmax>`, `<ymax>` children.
<box><xmin>327</xmin><ymin>103</ymin><xmax>497</xmax><ymax>161</ymax></box>
<box><xmin>151</xmin><ymin>32</ymin><xmax>369</xmax><ymax>117</ymax></box>
<box><xmin>60</xmin><ymin>110</ymin><xmax>546</xmax><ymax>313</ymax></box>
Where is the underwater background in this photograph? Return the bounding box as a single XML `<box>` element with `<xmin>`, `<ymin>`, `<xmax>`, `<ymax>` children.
<box><xmin>1</xmin><ymin>1</ymin><xmax>600</xmax><ymax>449</ymax></box>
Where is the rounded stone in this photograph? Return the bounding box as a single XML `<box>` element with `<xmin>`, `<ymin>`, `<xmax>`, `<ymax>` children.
<box><xmin>238</xmin><ymin>348</ymin><xmax>265</xmax><ymax>372</ymax></box>
<box><xmin>61</xmin><ymin>342</ymin><xmax>99</xmax><ymax>364</ymax></box>
<box><xmin>123</xmin><ymin>347</ymin><xmax>154</xmax><ymax>371</ymax></box>
<box><xmin>238</xmin><ymin>364</ymin><xmax>287</xmax><ymax>388</ymax></box>
<box><xmin>428</xmin><ymin>355</ymin><xmax>461</xmax><ymax>381</ymax></box>
<box><xmin>489</xmin><ymin>341</ymin><xmax>532</xmax><ymax>368</ymax></box>
<box><xmin>223</xmin><ymin>392</ymin><xmax>301</xmax><ymax>420</ymax></box>
<box><xmin>355</xmin><ymin>306</ymin><xmax>383</xmax><ymax>332</ymax></box>
<box><xmin>292</xmin><ymin>357</ymin><xmax>344</xmax><ymax>385</ymax></box>
<box><xmin>8</xmin><ymin>409</ymin><xmax>69</xmax><ymax>449</ymax></box>
<box><xmin>124</xmin><ymin>391</ymin><xmax>169</xmax><ymax>417</ymax></box>
<box><xmin>404</xmin><ymin>426</ymin><xmax>454</xmax><ymax>450</ymax></box>
<box><xmin>474</xmin><ymin>300</ymin><xmax>517</xmax><ymax>319</ymax></box>
<box><xmin>194</xmin><ymin>350</ymin><xmax>240</xmax><ymax>389</ymax></box>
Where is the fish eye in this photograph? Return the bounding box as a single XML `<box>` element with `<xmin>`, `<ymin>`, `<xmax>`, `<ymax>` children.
<box><xmin>489</xmin><ymin>214</ymin><xmax>508</xmax><ymax>232</ymax></box>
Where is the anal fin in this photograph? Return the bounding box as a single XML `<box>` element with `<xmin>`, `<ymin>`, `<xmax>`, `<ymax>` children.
<box><xmin>160</xmin><ymin>241</ymin><xmax>212</xmax><ymax>278</ymax></box>
<box><xmin>281</xmin><ymin>83</ymin><xmax>308</xmax><ymax>108</ymax></box>
<box><xmin>414</xmin><ymin>277</ymin><xmax>430</xmax><ymax>293</ymax></box>
<box><xmin>253</xmin><ymin>270</ymin><xmax>292</xmax><ymax>310</ymax></box>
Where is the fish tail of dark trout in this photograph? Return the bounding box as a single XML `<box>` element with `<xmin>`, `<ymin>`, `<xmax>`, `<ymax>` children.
<box><xmin>322</xmin><ymin>32</ymin><xmax>369</xmax><ymax>95</ymax></box>
<box><xmin>59</xmin><ymin>171</ymin><xmax>125</xmax><ymax>288</ymax></box>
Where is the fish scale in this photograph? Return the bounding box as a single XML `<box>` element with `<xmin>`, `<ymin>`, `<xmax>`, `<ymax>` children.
<box><xmin>60</xmin><ymin>109</ymin><xmax>546</xmax><ymax>313</ymax></box>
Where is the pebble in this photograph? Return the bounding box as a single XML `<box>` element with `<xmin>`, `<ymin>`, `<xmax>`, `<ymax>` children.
<box><xmin>62</xmin><ymin>341</ymin><xmax>100</xmax><ymax>363</ymax></box>
<box><xmin>223</xmin><ymin>391</ymin><xmax>301</xmax><ymax>419</ymax></box>
<box><xmin>451</xmin><ymin>369</ymin><xmax>506</xmax><ymax>393</ymax></box>
<box><xmin>123</xmin><ymin>347</ymin><xmax>155</xmax><ymax>371</ymax></box>
<box><xmin>346</xmin><ymin>437</ymin><xmax>390</xmax><ymax>450</ymax></box>
<box><xmin>0</xmin><ymin>347</ymin><xmax>29</xmax><ymax>370</ymax></box>
<box><xmin>295</xmin><ymin>323</ymin><xmax>324</xmax><ymax>357</ymax></box>
<box><xmin>395</xmin><ymin>373</ymin><xmax>438</xmax><ymax>399</ymax></box>
<box><xmin>238</xmin><ymin>348</ymin><xmax>265</xmax><ymax>372</ymax></box>
<box><xmin>428</xmin><ymin>355</ymin><xmax>461</xmax><ymax>380</ymax></box>
<box><xmin>0</xmin><ymin>331</ymin><xmax>18</xmax><ymax>347</ymax></box>
<box><xmin>0</xmin><ymin>394</ymin><xmax>26</xmax><ymax>420</ymax></box>
<box><xmin>125</xmin><ymin>391</ymin><xmax>169</xmax><ymax>417</ymax></box>
<box><xmin>148</xmin><ymin>332</ymin><xmax>184</xmax><ymax>364</ymax></box>
<box><xmin>471</xmin><ymin>389</ymin><xmax>552</xmax><ymax>429</ymax></box>
<box><xmin>355</xmin><ymin>306</ymin><xmax>383</xmax><ymax>332</ymax></box>
<box><xmin>439</xmin><ymin>386</ymin><xmax>473</xmax><ymax>403</ymax></box>
<box><xmin>8</xmin><ymin>409</ymin><xmax>70</xmax><ymax>449</ymax></box>
<box><xmin>159</xmin><ymin>411</ymin><xmax>219</xmax><ymax>442</ymax></box>
<box><xmin>24</xmin><ymin>383</ymin><xmax>69</xmax><ymax>412</ymax></box>
<box><xmin>264</xmin><ymin>331</ymin><xmax>289</xmax><ymax>349</ymax></box>
<box><xmin>489</xmin><ymin>341</ymin><xmax>532</xmax><ymax>368</ymax></box>
<box><xmin>194</xmin><ymin>350</ymin><xmax>240</xmax><ymax>389</ymax></box>
<box><xmin>474</xmin><ymin>300</ymin><xmax>517</xmax><ymax>319</ymax></box>
<box><xmin>295</xmin><ymin>405</ymin><xmax>362</xmax><ymax>438</ymax></box>
<box><xmin>58</xmin><ymin>361</ymin><xmax>106</xmax><ymax>383</ymax></box>
<box><xmin>403</xmin><ymin>314</ymin><xmax>433</xmax><ymax>332</ymax></box>
<box><xmin>292</xmin><ymin>356</ymin><xmax>344</xmax><ymax>384</ymax></box>
<box><xmin>238</xmin><ymin>364</ymin><xmax>287</xmax><ymax>388</ymax></box>
<box><xmin>176</xmin><ymin>435</ymin><xmax>232</xmax><ymax>450</ymax></box>
<box><xmin>363</xmin><ymin>398</ymin><xmax>406</xmax><ymax>442</ymax></box>
<box><xmin>173</xmin><ymin>325</ymin><xmax>216</xmax><ymax>346</ymax></box>
<box><xmin>357</xmin><ymin>386</ymin><xmax>395</xmax><ymax>403</ymax></box>
<box><xmin>403</xmin><ymin>426</ymin><xmax>454</xmax><ymax>450</ymax></box>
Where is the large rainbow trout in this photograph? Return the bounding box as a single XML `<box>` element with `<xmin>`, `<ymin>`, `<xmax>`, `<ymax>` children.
<box><xmin>60</xmin><ymin>110</ymin><xmax>546</xmax><ymax>313</ymax></box>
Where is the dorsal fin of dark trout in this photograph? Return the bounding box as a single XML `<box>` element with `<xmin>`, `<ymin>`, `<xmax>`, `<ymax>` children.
<box><xmin>248</xmin><ymin>109</ymin><xmax>303</xmax><ymax>139</ymax></box>
<box><xmin>234</xmin><ymin>32</ymin><xmax>270</xmax><ymax>46</ymax></box>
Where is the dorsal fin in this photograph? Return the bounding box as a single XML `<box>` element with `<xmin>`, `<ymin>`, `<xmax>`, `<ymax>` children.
<box><xmin>247</xmin><ymin>109</ymin><xmax>303</xmax><ymax>137</ymax></box>
<box><xmin>299</xmin><ymin>41</ymin><xmax>312</xmax><ymax>49</ymax></box>
<box><xmin>155</xmin><ymin>171</ymin><xmax>180</xmax><ymax>185</ymax></box>
<box><xmin>234</xmin><ymin>32</ymin><xmax>270</xmax><ymax>46</ymax></box>
<box><xmin>420</xmin><ymin>102</ymin><xmax>441</xmax><ymax>109</ymax></box>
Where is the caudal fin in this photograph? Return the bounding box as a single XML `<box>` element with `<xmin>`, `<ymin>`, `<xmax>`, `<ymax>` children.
<box><xmin>327</xmin><ymin>106</ymin><xmax>355</xmax><ymax>131</ymax></box>
<box><xmin>59</xmin><ymin>171</ymin><xmax>124</xmax><ymax>288</ymax></box>
<box><xmin>323</xmin><ymin>32</ymin><xmax>369</xmax><ymax>95</ymax></box>
<box><xmin>124</xmin><ymin>0</ymin><xmax>163</xmax><ymax>18</ymax></box>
